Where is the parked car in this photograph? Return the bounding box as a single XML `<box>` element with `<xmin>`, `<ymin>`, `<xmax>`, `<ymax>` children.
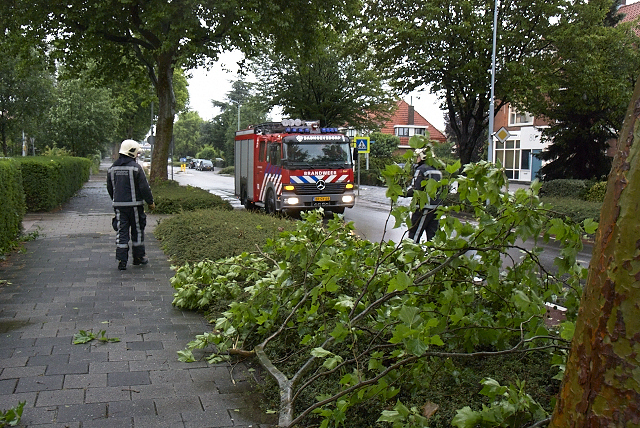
<box><xmin>196</xmin><ymin>159</ymin><xmax>214</xmax><ymax>171</ymax></box>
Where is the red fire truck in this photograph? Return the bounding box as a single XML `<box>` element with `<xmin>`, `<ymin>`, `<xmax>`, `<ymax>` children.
<box><xmin>235</xmin><ymin>119</ymin><xmax>356</xmax><ymax>214</ymax></box>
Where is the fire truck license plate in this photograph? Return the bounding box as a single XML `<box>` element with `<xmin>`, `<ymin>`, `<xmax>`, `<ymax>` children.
<box><xmin>313</xmin><ymin>196</ymin><xmax>330</xmax><ymax>202</ymax></box>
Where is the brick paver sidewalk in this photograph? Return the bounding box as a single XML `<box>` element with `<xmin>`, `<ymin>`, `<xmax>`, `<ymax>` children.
<box><xmin>0</xmin><ymin>162</ymin><xmax>274</xmax><ymax>427</ymax></box>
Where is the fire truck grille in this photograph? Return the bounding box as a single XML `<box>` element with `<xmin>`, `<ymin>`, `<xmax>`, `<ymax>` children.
<box><xmin>294</xmin><ymin>183</ymin><xmax>348</xmax><ymax>195</ymax></box>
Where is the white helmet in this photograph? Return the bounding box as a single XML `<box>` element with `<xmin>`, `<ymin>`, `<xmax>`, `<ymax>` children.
<box><xmin>119</xmin><ymin>139</ymin><xmax>141</xmax><ymax>158</ymax></box>
<box><xmin>415</xmin><ymin>144</ymin><xmax>434</xmax><ymax>162</ymax></box>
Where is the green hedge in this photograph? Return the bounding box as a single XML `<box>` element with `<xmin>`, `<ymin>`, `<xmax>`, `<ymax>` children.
<box><xmin>151</xmin><ymin>180</ymin><xmax>233</xmax><ymax>214</ymax></box>
<box><xmin>154</xmin><ymin>208</ymin><xmax>295</xmax><ymax>265</ymax></box>
<box><xmin>0</xmin><ymin>159</ymin><xmax>26</xmax><ymax>253</ymax></box>
<box><xmin>539</xmin><ymin>179</ymin><xmax>589</xmax><ymax>199</ymax></box>
<box><xmin>17</xmin><ymin>156</ymin><xmax>91</xmax><ymax>212</ymax></box>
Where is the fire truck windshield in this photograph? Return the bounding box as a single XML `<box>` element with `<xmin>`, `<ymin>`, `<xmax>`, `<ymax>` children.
<box><xmin>283</xmin><ymin>142</ymin><xmax>352</xmax><ymax>168</ymax></box>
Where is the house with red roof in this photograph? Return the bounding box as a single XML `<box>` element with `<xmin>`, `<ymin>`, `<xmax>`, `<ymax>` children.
<box><xmin>379</xmin><ymin>100</ymin><xmax>446</xmax><ymax>150</ymax></box>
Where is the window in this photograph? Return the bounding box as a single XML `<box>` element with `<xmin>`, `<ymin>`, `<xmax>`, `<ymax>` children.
<box><xmin>414</xmin><ymin>128</ymin><xmax>427</xmax><ymax>136</ymax></box>
<box><xmin>259</xmin><ymin>141</ymin><xmax>266</xmax><ymax>162</ymax></box>
<box><xmin>508</xmin><ymin>107</ymin><xmax>534</xmax><ymax>126</ymax></box>
<box><xmin>395</xmin><ymin>127</ymin><xmax>409</xmax><ymax>137</ymax></box>
<box><xmin>494</xmin><ymin>139</ymin><xmax>525</xmax><ymax>180</ymax></box>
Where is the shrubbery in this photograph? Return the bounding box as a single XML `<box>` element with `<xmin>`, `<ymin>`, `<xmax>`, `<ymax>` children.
<box><xmin>151</xmin><ymin>180</ymin><xmax>232</xmax><ymax>214</ymax></box>
<box><xmin>18</xmin><ymin>156</ymin><xmax>91</xmax><ymax>211</ymax></box>
<box><xmin>0</xmin><ymin>159</ymin><xmax>26</xmax><ymax>254</ymax></box>
<box><xmin>154</xmin><ymin>208</ymin><xmax>295</xmax><ymax>265</ymax></box>
<box><xmin>537</xmin><ymin>179</ymin><xmax>605</xmax><ymax>224</ymax></box>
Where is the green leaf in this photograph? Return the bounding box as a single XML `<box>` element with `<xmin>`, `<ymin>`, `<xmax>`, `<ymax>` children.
<box><xmin>387</xmin><ymin>271</ymin><xmax>412</xmax><ymax>293</ymax></box>
<box><xmin>451</xmin><ymin>406</ymin><xmax>483</xmax><ymax>428</ymax></box>
<box><xmin>583</xmin><ymin>218</ymin><xmax>598</xmax><ymax>234</ymax></box>
<box><xmin>398</xmin><ymin>306</ymin><xmax>421</xmax><ymax>327</ymax></box>
<box><xmin>311</xmin><ymin>347</ymin><xmax>332</xmax><ymax>358</ymax></box>
<box><xmin>559</xmin><ymin>321</ymin><xmax>575</xmax><ymax>341</ymax></box>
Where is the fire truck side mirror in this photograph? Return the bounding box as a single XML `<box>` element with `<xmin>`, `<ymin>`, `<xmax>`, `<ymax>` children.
<box><xmin>353</xmin><ymin>147</ymin><xmax>359</xmax><ymax>162</ymax></box>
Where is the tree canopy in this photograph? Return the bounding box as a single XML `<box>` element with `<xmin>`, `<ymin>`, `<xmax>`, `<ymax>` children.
<box><xmin>7</xmin><ymin>0</ymin><xmax>361</xmax><ymax>182</ymax></box>
<box><xmin>522</xmin><ymin>0</ymin><xmax>640</xmax><ymax>181</ymax></box>
<box><xmin>362</xmin><ymin>0</ymin><xmax>598</xmax><ymax>165</ymax></box>
<box><xmin>252</xmin><ymin>32</ymin><xmax>396</xmax><ymax>129</ymax></box>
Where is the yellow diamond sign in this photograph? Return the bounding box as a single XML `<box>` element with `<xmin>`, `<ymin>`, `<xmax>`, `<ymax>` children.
<box><xmin>495</xmin><ymin>127</ymin><xmax>511</xmax><ymax>143</ymax></box>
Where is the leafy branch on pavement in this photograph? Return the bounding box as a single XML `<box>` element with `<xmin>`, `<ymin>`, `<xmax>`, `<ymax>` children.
<box><xmin>0</xmin><ymin>401</ymin><xmax>25</xmax><ymax>427</ymax></box>
<box><xmin>72</xmin><ymin>329</ymin><xmax>120</xmax><ymax>344</ymax></box>
<box><xmin>170</xmin><ymin>139</ymin><xmax>594</xmax><ymax>427</ymax></box>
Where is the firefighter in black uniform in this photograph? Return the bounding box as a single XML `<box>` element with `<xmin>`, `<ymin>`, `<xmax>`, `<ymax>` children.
<box><xmin>406</xmin><ymin>146</ymin><xmax>443</xmax><ymax>243</ymax></box>
<box><xmin>107</xmin><ymin>140</ymin><xmax>155</xmax><ymax>270</ymax></box>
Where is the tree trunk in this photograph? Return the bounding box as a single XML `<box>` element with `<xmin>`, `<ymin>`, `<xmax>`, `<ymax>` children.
<box><xmin>149</xmin><ymin>51</ymin><xmax>175</xmax><ymax>184</ymax></box>
<box><xmin>549</xmin><ymin>76</ymin><xmax>640</xmax><ymax>426</ymax></box>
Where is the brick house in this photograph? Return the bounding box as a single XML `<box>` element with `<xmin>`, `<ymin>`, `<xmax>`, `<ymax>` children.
<box><xmin>490</xmin><ymin>1</ymin><xmax>640</xmax><ymax>183</ymax></box>
<box><xmin>380</xmin><ymin>100</ymin><xmax>446</xmax><ymax>150</ymax></box>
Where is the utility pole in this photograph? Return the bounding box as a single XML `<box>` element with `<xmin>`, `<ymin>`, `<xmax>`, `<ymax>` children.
<box><xmin>488</xmin><ymin>0</ymin><xmax>499</xmax><ymax>163</ymax></box>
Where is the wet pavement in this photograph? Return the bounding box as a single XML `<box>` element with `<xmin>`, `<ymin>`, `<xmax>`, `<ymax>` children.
<box><xmin>0</xmin><ymin>161</ymin><xmax>275</xmax><ymax>427</ymax></box>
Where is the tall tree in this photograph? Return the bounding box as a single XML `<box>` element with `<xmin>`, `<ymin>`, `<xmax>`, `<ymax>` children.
<box><xmin>363</xmin><ymin>0</ymin><xmax>571</xmax><ymax>165</ymax></box>
<box><xmin>8</xmin><ymin>0</ymin><xmax>360</xmax><ymax>183</ymax></box>
<box><xmin>523</xmin><ymin>0</ymin><xmax>640</xmax><ymax>181</ymax></box>
<box><xmin>173</xmin><ymin>110</ymin><xmax>204</xmax><ymax>158</ymax></box>
<box><xmin>45</xmin><ymin>77</ymin><xmax>121</xmax><ymax>157</ymax></box>
<box><xmin>0</xmin><ymin>33</ymin><xmax>54</xmax><ymax>156</ymax></box>
<box><xmin>548</xmin><ymin>68</ymin><xmax>640</xmax><ymax>427</ymax></box>
<box><xmin>202</xmin><ymin>80</ymin><xmax>269</xmax><ymax>164</ymax></box>
<box><xmin>252</xmin><ymin>32</ymin><xmax>396</xmax><ymax>129</ymax></box>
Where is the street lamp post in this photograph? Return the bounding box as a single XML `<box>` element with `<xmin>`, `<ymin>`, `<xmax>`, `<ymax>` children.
<box><xmin>488</xmin><ymin>0</ymin><xmax>499</xmax><ymax>163</ymax></box>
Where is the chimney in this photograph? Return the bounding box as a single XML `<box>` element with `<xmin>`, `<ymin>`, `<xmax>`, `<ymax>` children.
<box><xmin>408</xmin><ymin>105</ymin><xmax>414</xmax><ymax>125</ymax></box>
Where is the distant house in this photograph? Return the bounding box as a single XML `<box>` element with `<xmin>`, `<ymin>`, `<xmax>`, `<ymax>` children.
<box><xmin>491</xmin><ymin>105</ymin><xmax>550</xmax><ymax>182</ymax></box>
<box><xmin>343</xmin><ymin>99</ymin><xmax>446</xmax><ymax>154</ymax></box>
<box><xmin>491</xmin><ymin>2</ymin><xmax>639</xmax><ymax>183</ymax></box>
<box><xmin>380</xmin><ymin>100</ymin><xmax>446</xmax><ymax>151</ymax></box>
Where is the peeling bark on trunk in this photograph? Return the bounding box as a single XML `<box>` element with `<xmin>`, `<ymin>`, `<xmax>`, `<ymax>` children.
<box><xmin>149</xmin><ymin>51</ymin><xmax>175</xmax><ymax>184</ymax></box>
<box><xmin>549</xmin><ymin>77</ymin><xmax>640</xmax><ymax>426</ymax></box>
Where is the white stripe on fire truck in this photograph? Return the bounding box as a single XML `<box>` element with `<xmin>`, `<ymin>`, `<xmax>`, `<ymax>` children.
<box><xmin>290</xmin><ymin>175</ymin><xmax>348</xmax><ymax>184</ymax></box>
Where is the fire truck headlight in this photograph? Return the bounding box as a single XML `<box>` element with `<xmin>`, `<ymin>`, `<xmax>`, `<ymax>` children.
<box><xmin>284</xmin><ymin>185</ymin><xmax>295</xmax><ymax>191</ymax></box>
<box><xmin>285</xmin><ymin>197</ymin><xmax>300</xmax><ymax>205</ymax></box>
<box><xmin>342</xmin><ymin>195</ymin><xmax>354</xmax><ymax>204</ymax></box>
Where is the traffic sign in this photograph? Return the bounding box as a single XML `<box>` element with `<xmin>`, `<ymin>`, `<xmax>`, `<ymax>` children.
<box><xmin>355</xmin><ymin>137</ymin><xmax>370</xmax><ymax>153</ymax></box>
<box><xmin>494</xmin><ymin>127</ymin><xmax>511</xmax><ymax>143</ymax></box>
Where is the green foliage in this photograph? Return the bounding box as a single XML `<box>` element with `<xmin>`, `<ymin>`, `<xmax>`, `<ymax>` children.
<box><xmin>364</xmin><ymin>0</ymin><xmax>570</xmax><ymax>164</ymax></box>
<box><xmin>154</xmin><ymin>208</ymin><xmax>295</xmax><ymax>265</ymax></box>
<box><xmin>72</xmin><ymin>329</ymin><xmax>120</xmax><ymax>344</ymax></box>
<box><xmin>0</xmin><ymin>401</ymin><xmax>25</xmax><ymax>427</ymax></box>
<box><xmin>539</xmin><ymin>179</ymin><xmax>589</xmax><ymax>199</ymax></box>
<box><xmin>174</xmin><ymin>110</ymin><xmax>205</xmax><ymax>158</ymax></box>
<box><xmin>17</xmin><ymin>156</ymin><xmax>91</xmax><ymax>211</ymax></box>
<box><xmin>252</xmin><ymin>32</ymin><xmax>396</xmax><ymax>129</ymax></box>
<box><xmin>218</xmin><ymin>166</ymin><xmax>234</xmax><ymax>175</ymax></box>
<box><xmin>452</xmin><ymin>378</ymin><xmax>547</xmax><ymax>428</ymax></box>
<box><xmin>195</xmin><ymin>145</ymin><xmax>221</xmax><ymax>161</ymax></box>
<box><xmin>584</xmin><ymin>181</ymin><xmax>607</xmax><ymax>202</ymax></box>
<box><xmin>150</xmin><ymin>180</ymin><xmax>232</xmax><ymax>214</ymax></box>
<box><xmin>45</xmin><ymin>76</ymin><xmax>121</xmax><ymax>157</ymax></box>
<box><xmin>539</xmin><ymin>197</ymin><xmax>602</xmax><ymax>224</ymax></box>
<box><xmin>170</xmin><ymin>148</ymin><xmax>589</xmax><ymax>426</ymax></box>
<box><xmin>0</xmin><ymin>159</ymin><xmax>26</xmax><ymax>254</ymax></box>
<box><xmin>369</xmin><ymin>132</ymin><xmax>401</xmax><ymax>158</ymax></box>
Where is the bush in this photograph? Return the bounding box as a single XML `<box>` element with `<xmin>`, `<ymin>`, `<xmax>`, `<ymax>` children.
<box><xmin>151</xmin><ymin>180</ymin><xmax>232</xmax><ymax>214</ymax></box>
<box><xmin>539</xmin><ymin>179</ymin><xmax>588</xmax><ymax>199</ymax></box>
<box><xmin>540</xmin><ymin>196</ymin><xmax>602</xmax><ymax>224</ymax></box>
<box><xmin>584</xmin><ymin>181</ymin><xmax>607</xmax><ymax>202</ymax></box>
<box><xmin>0</xmin><ymin>159</ymin><xmax>26</xmax><ymax>254</ymax></box>
<box><xmin>218</xmin><ymin>166</ymin><xmax>234</xmax><ymax>175</ymax></box>
<box><xmin>153</xmin><ymin>208</ymin><xmax>295</xmax><ymax>265</ymax></box>
<box><xmin>17</xmin><ymin>156</ymin><xmax>91</xmax><ymax>211</ymax></box>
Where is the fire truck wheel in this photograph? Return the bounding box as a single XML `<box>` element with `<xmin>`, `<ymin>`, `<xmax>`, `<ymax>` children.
<box><xmin>241</xmin><ymin>187</ymin><xmax>255</xmax><ymax>210</ymax></box>
<box><xmin>265</xmin><ymin>189</ymin><xmax>277</xmax><ymax>214</ymax></box>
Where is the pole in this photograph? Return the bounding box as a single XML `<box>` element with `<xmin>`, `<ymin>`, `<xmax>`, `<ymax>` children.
<box><xmin>488</xmin><ymin>0</ymin><xmax>499</xmax><ymax>163</ymax></box>
<box><xmin>237</xmin><ymin>103</ymin><xmax>241</xmax><ymax>131</ymax></box>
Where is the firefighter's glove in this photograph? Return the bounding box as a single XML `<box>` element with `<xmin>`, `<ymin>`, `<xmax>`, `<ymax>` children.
<box><xmin>149</xmin><ymin>203</ymin><xmax>156</xmax><ymax>211</ymax></box>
